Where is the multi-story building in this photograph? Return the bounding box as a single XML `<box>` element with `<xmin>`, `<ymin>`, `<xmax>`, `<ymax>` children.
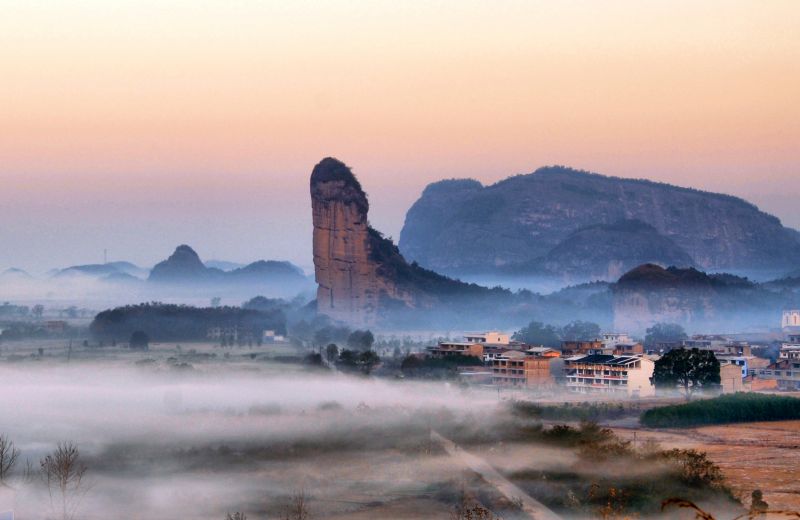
<box><xmin>490</xmin><ymin>350</ymin><xmax>561</xmax><ymax>388</ymax></box>
<box><xmin>561</xmin><ymin>340</ymin><xmax>611</xmax><ymax>356</ymax></box>
<box><xmin>427</xmin><ymin>341</ymin><xmax>485</xmax><ymax>359</ymax></box>
<box><xmin>428</xmin><ymin>331</ymin><xmax>515</xmax><ymax>360</ymax></box>
<box><xmin>563</xmin><ymin>354</ymin><xmax>655</xmax><ymax>397</ymax></box>
<box><xmin>754</xmin><ymin>334</ymin><xmax>800</xmax><ymax>390</ymax></box>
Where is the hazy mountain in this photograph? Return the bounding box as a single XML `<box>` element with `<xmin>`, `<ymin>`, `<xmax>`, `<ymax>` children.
<box><xmin>611</xmin><ymin>264</ymin><xmax>800</xmax><ymax>334</ymax></box>
<box><xmin>503</xmin><ymin>219</ymin><xmax>695</xmax><ymax>282</ymax></box>
<box><xmin>149</xmin><ymin>245</ymin><xmax>222</xmax><ymax>282</ymax></box>
<box><xmin>399</xmin><ymin>166</ymin><xmax>800</xmax><ymax>281</ymax></box>
<box><xmin>204</xmin><ymin>260</ymin><xmax>246</xmax><ymax>271</ymax></box>
<box><xmin>54</xmin><ymin>261</ymin><xmax>148</xmax><ymax>279</ymax></box>
<box><xmin>148</xmin><ymin>245</ymin><xmax>312</xmax><ymax>294</ymax></box>
<box><xmin>0</xmin><ymin>268</ymin><xmax>33</xmax><ymax>280</ymax></box>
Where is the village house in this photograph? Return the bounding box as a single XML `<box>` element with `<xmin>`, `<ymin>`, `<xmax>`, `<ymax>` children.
<box><xmin>561</xmin><ymin>340</ymin><xmax>611</xmax><ymax>356</ymax></box>
<box><xmin>720</xmin><ymin>363</ymin><xmax>746</xmax><ymax>393</ymax></box>
<box><xmin>490</xmin><ymin>348</ymin><xmax>561</xmax><ymax>388</ymax></box>
<box><xmin>427</xmin><ymin>331</ymin><xmax>521</xmax><ymax>360</ymax></box>
<box><xmin>754</xmin><ymin>334</ymin><xmax>800</xmax><ymax>391</ymax></box>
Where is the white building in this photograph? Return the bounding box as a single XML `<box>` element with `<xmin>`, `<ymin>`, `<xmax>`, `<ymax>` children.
<box><xmin>783</xmin><ymin>310</ymin><xmax>800</xmax><ymax>331</ymax></box>
<box><xmin>601</xmin><ymin>332</ymin><xmax>633</xmax><ymax>348</ymax></box>
<box><xmin>563</xmin><ymin>354</ymin><xmax>655</xmax><ymax>397</ymax></box>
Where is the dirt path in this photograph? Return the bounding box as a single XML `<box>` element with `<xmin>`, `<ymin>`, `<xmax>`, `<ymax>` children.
<box><xmin>431</xmin><ymin>431</ymin><xmax>561</xmax><ymax>520</ymax></box>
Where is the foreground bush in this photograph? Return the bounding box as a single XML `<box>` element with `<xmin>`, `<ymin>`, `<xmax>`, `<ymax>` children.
<box><xmin>641</xmin><ymin>392</ymin><xmax>800</xmax><ymax>428</ymax></box>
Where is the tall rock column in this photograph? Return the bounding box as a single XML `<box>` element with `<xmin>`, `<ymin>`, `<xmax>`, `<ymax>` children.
<box><xmin>310</xmin><ymin>157</ymin><xmax>380</xmax><ymax>325</ymax></box>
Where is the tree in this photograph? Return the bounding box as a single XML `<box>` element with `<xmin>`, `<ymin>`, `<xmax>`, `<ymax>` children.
<box><xmin>0</xmin><ymin>434</ymin><xmax>19</xmax><ymax>485</ymax></box>
<box><xmin>32</xmin><ymin>304</ymin><xmax>45</xmax><ymax>320</ymax></box>
<box><xmin>282</xmin><ymin>490</ymin><xmax>310</xmax><ymax>520</ymax></box>
<box><xmin>337</xmin><ymin>349</ymin><xmax>380</xmax><ymax>375</ymax></box>
<box><xmin>513</xmin><ymin>321</ymin><xmax>561</xmax><ymax>347</ymax></box>
<box><xmin>560</xmin><ymin>321</ymin><xmax>601</xmax><ymax>341</ymax></box>
<box><xmin>325</xmin><ymin>343</ymin><xmax>339</xmax><ymax>363</ymax></box>
<box><xmin>347</xmin><ymin>330</ymin><xmax>375</xmax><ymax>351</ymax></box>
<box><xmin>129</xmin><ymin>330</ymin><xmax>150</xmax><ymax>350</ymax></box>
<box><xmin>358</xmin><ymin>350</ymin><xmax>380</xmax><ymax>375</ymax></box>
<box><xmin>337</xmin><ymin>349</ymin><xmax>359</xmax><ymax>371</ymax></box>
<box><xmin>644</xmin><ymin>323</ymin><xmax>688</xmax><ymax>348</ymax></box>
<box><xmin>304</xmin><ymin>352</ymin><xmax>325</xmax><ymax>367</ymax></box>
<box><xmin>210</xmin><ymin>297</ymin><xmax>221</xmax><ymax>308</ymax></box>
<box><xmin>40</xmin><ymin>442</ymin><xmax>88</xmax><ymax>520</ymax></box>
<box><xmin>652</xmin><ymin>348</ymin><xmax>720</xmax><ymax>398</ymax></box>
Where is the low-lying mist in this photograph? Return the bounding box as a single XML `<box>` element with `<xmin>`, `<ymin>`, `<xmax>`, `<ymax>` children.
<box><xmin>0</xmin><ymin>358</ymin><xmax>502</xmax><ymax>519</ymax></box>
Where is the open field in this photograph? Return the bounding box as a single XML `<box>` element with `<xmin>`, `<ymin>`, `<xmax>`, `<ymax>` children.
<box><xmin>612</xmin><ymin>421</ymin><xmax>800</xmax><ymax>512</ymax></box>
<box><xmin>0</xmin><ymin>340</ymin><xmax>771</xmax><ymax>518</ymax></box>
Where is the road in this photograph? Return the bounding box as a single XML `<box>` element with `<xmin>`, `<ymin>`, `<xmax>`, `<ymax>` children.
<box><xmin>430</xmin><ymin>431</ymin><xmax>561</xmax><ymax>520</ymax></box>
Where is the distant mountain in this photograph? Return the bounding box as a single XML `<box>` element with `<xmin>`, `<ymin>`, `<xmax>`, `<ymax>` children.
<box><xmin>0</xmin><ymin>268</ymin><xmax>32</xmax><ymax>280</ymax></box>
<box><xmin>149</xmin><ymin>245</ymin><xmax>222</xmax><ymax>282</ymax></box>
<box><xmin>204</xmin><ymin>260</ymin><xmax>246</xmax><ymax>271</ymax></box>
<box><xmin>228</xmin><ymin>260</ymin><xmax>305</xmax><ymax>280</ymax></box>
<box><xmin>54</xmin><ymin>261</ymin><xmax>148</xmax><ymax>279</ymax></box>
<box><xmin>399</xmin><ymin>166</ymin><xmax>800</xmax><ymax>281</ymax></box>
<box><xmin>504</xmin><ymin>219</ymin><xmax>695</xmax><ymax>282</ymax></box>
<box><xmin>611</xmin><ymin>264</ymin><xmax>799</xmax><ymax>334</ymax></box>
<box><xmin>148</xmin><ymin>245</ymin><xmax>311</xmax><ymax>291</ymax></box>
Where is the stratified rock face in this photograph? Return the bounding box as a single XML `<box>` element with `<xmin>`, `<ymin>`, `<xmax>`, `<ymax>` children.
<box><xmin>399</xmin><ymin>166</ymin><xmax>800</xmax><ymax>279</ymax></box>
<box><xmin>311</xmin><ymin>158</ymin><xmax>409</xmax><ymax>325</ymax></box>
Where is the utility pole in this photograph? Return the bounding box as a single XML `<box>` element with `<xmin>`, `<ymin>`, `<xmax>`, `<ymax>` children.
<box><xmin>103</xmin><ymin>249</ymin><xmax>108</xmax><ymax>264</ymax></box>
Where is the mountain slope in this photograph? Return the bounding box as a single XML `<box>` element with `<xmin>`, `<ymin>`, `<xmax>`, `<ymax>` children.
<box><xmin>534</xmin><ymin>219</ymin><xmax>695</xmax><ymax>281</ymax></box>
<box><xmin>399</xmin><ymin>166</ymin><xmax>800</xmax><ymax>279</ymax></box>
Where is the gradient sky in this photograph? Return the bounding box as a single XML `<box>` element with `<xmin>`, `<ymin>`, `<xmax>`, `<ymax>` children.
<box><xmin>1</xmin><ymin>1</ymin><xmax>798</xmax><ymax>273</ymax></box>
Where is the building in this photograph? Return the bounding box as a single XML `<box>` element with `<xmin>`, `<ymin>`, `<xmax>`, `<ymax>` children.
<box><xmin>716</xmin><ymin>355</ymin><xmax>749</xmax><ymax>379</ymax></box>
<box><xmin>44</xmin><ymin>320</ymin><xmax>67</xmax><ymax>334</ymax></box>
<box><xmin>601</xmin><ymin>332</ymin><xmax>633</xmax><ymax>348</ymax></box>
<box><xmin>463</xmin><ymin>331</ymin><xmax>510</xmax><ymax>345</ymax></box>
<box><xmin>427</xmin><ymin>342</ymin><xmax>485</xmax><ymax>359</ymax></box>
<box><xmin>561</xmin><ymin>340</ymin><xmax>611</xmax><ymax>356</ymax></box>
<box><xmin>490</xmin><ymin>349</ymin><xmax>561</xmax><ymax>388</ymax></box>
<box><xmin>754</xmin><ymin>334</ymin><xmax>800</xmax><ymax>390</ymax></box>
<box><xmin>720</xmin><ymin>363</ymin><xmax>746</xmax><ymax>393</ymax></box>
<box><xmin>262</xmin><ymin>330</ymin><xmax>286</xmax><ymax>344</ymax></box>
<box><xmin>614</xmin><ymin>343</ymin><xmax>644</xmax><ymax>356</ymax></box>
<box><xmin>563</xmin><ymin>355</ymin><xmax>655</xmax><ymax>397</ymax></box>
<box><xmin>782</xmin><ymin>310</ymin><xmax>800</xmax><ymax>331</ymax></box>
<box><xmin>428</xmin><ymin>331</ymin><xmax>516</xmax><ymax>360</ymax></box>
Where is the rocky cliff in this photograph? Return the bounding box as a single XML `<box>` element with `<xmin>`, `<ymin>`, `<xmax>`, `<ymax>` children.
<box><xmin>399</xmin><ymin>166</ymin><xmax>800</xmax><ymax>280</ymax></box>
<box><xmin>310</xmin><ymin>157</ymin><xmax>504</xmax><ymax>326</ymax></box>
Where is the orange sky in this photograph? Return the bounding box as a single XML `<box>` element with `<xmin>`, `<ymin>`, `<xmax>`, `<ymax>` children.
<box><xmin>1</xmin><ymin>1</ymin><xmax>798</xmax><ymax>271</ymax></box>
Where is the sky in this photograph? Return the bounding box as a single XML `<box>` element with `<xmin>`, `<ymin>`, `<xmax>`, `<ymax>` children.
<box><xmin>1</xmin><ymin>0</ymin><xmax>798</xmax><ymax>273</ymax></box>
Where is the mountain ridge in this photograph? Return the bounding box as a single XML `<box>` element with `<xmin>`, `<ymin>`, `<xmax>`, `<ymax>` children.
<box><xmin>399</xmin><ymin>165</ymin><xmax>800</xmax><ymax>280</ymax></box>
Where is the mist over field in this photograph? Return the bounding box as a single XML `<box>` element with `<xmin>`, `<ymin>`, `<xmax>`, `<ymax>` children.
<box><xmin>0</xmin><ymin>356</ymin><xmax>498</xmax><ymax>518</ymax></box>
